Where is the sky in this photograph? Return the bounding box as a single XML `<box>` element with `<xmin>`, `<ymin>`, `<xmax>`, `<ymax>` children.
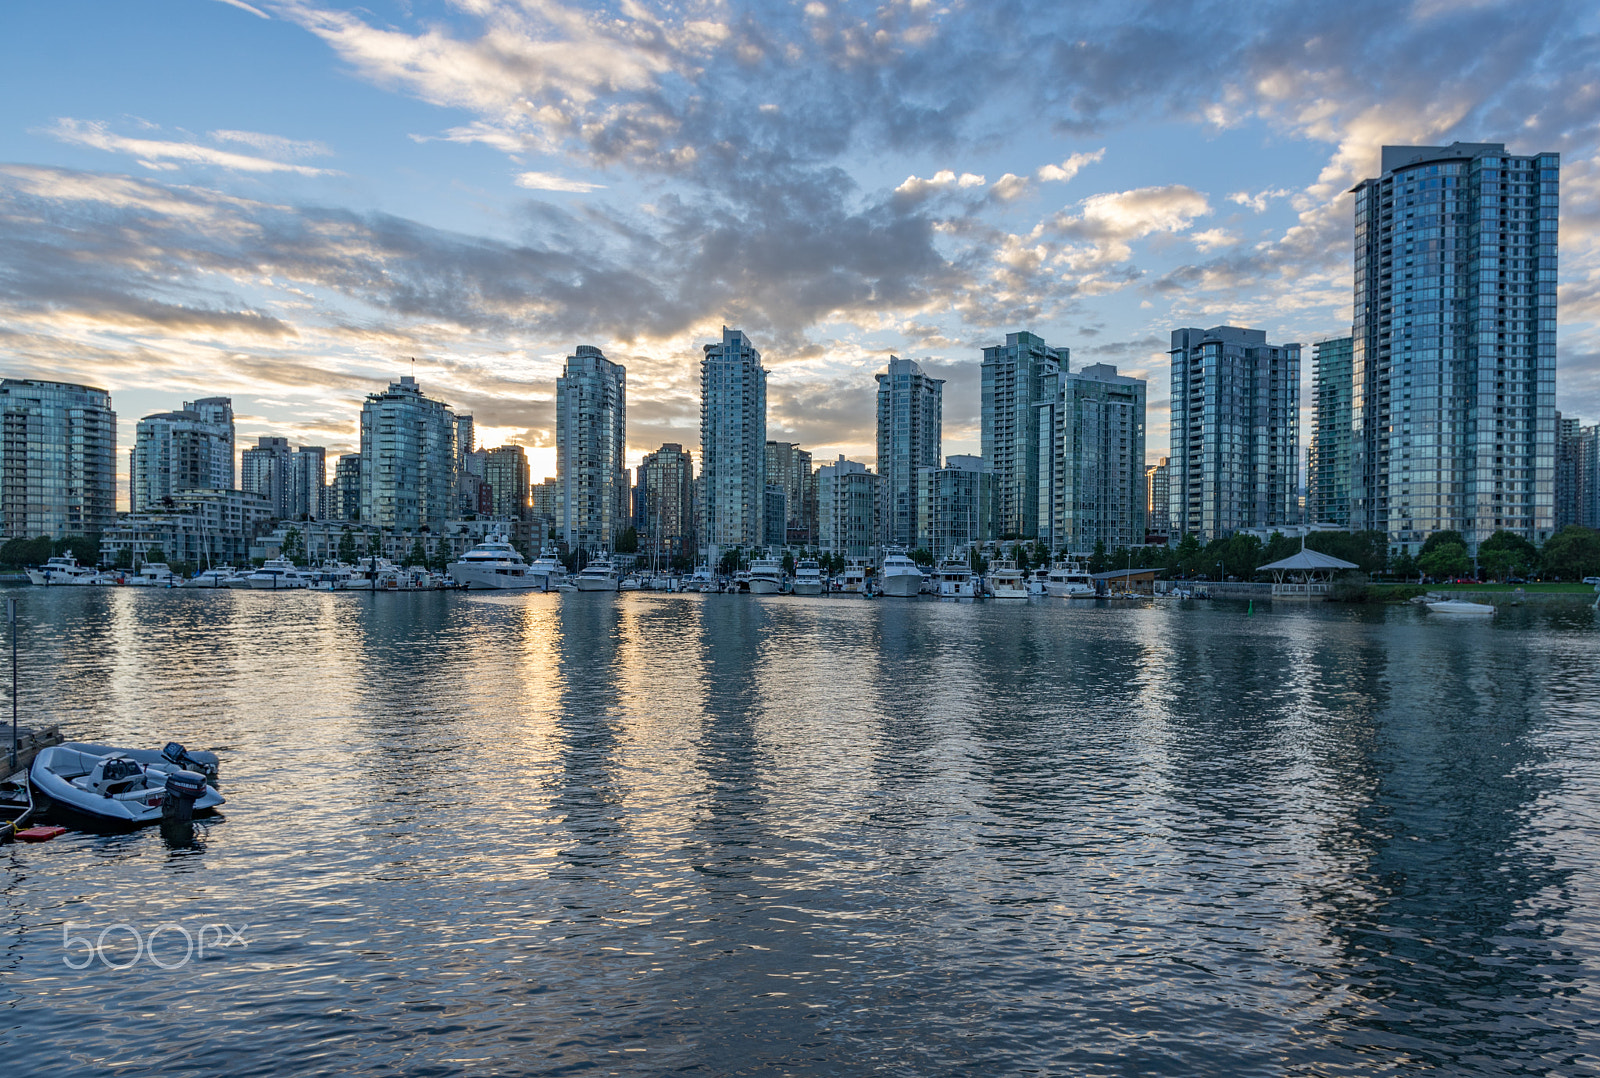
<box><xmin>2</xmin><ymin>0</ymin><xmax>1599</xmax><ymax>501</ymax></box>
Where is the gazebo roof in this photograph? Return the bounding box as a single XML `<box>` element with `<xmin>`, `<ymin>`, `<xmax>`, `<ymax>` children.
<box><xmin>1258</xmin><ymin>549</ymin><xmax>1358</xmax><ymax>573</ymax></box>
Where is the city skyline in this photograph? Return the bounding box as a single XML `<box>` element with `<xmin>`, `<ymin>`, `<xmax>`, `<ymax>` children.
<box><xmin>3</xmin><ymin>2</ymin><xmax>1598</xmax><ymax>501</ymax></box>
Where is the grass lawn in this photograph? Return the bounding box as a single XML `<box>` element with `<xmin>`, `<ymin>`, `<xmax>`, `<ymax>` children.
<box><xmin>1375</xmin><ymin>581</ymin><xmax>1598</xmax><ymax>594</ymax></box>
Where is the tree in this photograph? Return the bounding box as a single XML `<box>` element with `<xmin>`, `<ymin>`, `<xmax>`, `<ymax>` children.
<box><xmin>338</xmin><ymin>527</ymin><xmax>358</xmax><ymax>565</ymax></box>
<box><xmin>1088</xmin><ymin>539</ymin><xmax>1110</xmax><ymax>574</ymax></box>
<box><xmin>910</xmin><ymin>547</ymin><xmax>934</xmax><ymax>566</ymax></box>
<box><xmin>1307</xmin><ymin>530</ymin><xmax>1389</xmax><ymax>575</ymax></box>
<box><xmin>719</xmin><ymin>547</ymin><xmax>743</xmax><ymax>575</ymax></box>
<box><xmin>55</xmin><ymin>534</ymin><xmax>101</xmax><ymax>565</ymax></box>
<box><xmin>1541</xmin><ymin>525</ymin><xmax>1600</xmax><ymax>582</ymax></box>
<box><xmin>1420</xmin><ymin>530</ymin><xmax>1467</xmax><ymax>558</ymax></box>
<box><xmin>1419</xmin><ymin>540</ymin><xmax>1470</xmax><ymax>581</ymax></box>
<box><xmin>1391</xmin><ymin>551</ymin><xmax>1419</xmax><ymax>583</ymax></box>
<box><xmin>405</xmin><ymin>537</ymin><xmax>428</xmax><ymax>567</ymax></box>
<box><xmin>615</xmin><ymin>526</ymin><xmax>639</xmax><ymax>554</ymax></box>
<box><xmin>280</xmin><ymin>527</ymin><xmax>304</xmax><ymax>565</ymax></box>
<box><xmin>781</xmin><ymin>551</ymin><xmax>795</xmax><ymax>575</ymax></box>
<box><xmin>144</xmin><ymin>546</ymin><xmax>167</xmax><ymax>565</ymax></box>
<box><xmin>1478</xmin><ymin>530</ymin><xmax>1539</xmax><ymax>581</ymax></box>
<box><xmin>0</xmin><ymin>536</ymin><xmax>52</xmax><ymax>568</ymax></box>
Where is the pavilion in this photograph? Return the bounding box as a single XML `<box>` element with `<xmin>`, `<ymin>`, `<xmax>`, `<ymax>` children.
<box><xmin>1257</xmin><ymin>548</ymin><xmax>1359</xmax><ymax>599</ymax></box>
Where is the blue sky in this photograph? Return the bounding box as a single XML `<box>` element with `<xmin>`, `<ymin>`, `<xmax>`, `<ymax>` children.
<box><xmin>3</xmin><ymin>0</ymin><xmax>1598</xmax><ymax>496</ymax></box>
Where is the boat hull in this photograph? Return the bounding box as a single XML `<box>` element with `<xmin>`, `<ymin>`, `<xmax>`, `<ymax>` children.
<box><xmin>574</xmin><ymin>577</ymin><xmax>618</xmax><ymax>592</ymax></box>
<box><xmin>748</xmin><ymin>578</ymin><xmax>781</xmax><ymax>595</ymax></box>
<box><xmin>879</xmin><ymin>573</ymin><xmax>922</xmax><ymax>597</ymax></box>
<box><xmin>450</xmin><ymin>566</ymin><xmax>545</xmax><ymax>590</ymax></box>
<box><xmin>791</xmin><ymin>580</ymin><xmax>823</xmax><ymax>596</ymax></box>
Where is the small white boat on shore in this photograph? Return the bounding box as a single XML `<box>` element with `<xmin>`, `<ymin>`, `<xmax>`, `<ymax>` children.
<box><xmin>31</xmin><ymin>742</ymin><xmax>224</xmax><ymax>826</ymax></box>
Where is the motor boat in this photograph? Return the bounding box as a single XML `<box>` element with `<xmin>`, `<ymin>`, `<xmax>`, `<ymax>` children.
<box><xmin>1426</xmin><ymin>599</ymin><xmax>1495</xmax><ymax>616</ymax></box>
<box><xmin>247</xmin><ymin>558</ymin><xmax>311</xmax><ymax>589</ymax></box>
<box><xmin>840</xmin><ymin>560</ymin><xmax>869</xmax><ymax>594</ymax></box>
<box><xmin>26</xmin><ymin>555</ymin><xmax>98</xmax><ymax>586</ymax></box>
<box><xmin>574</xmin><ymin>555</ymin><xmax>620</xmax><ymax>592</ymax></box>
<box><xmin>31</xmin><ymin>742</ymin><xmax>225</xmax><ymax>826</ymax></box>
<box><xmin>747</xmin><ymin>557</ymin><xmax>784</xmax><ymax>595</ymax></box>
<box><xmin>449</xmin><ymin>538</ymin><xmax>542</xmax><ymax>590</ymax></box>
<box><xmin>182</xmin><ymin>566</ymin><xmax>241</xmax><ymax>588</ymax></box>
<box><xmin>125</xmin><ymin>562</ymin><xmax>179</xmax><ymax>587</ymax></box>
<box><xmin>618</xmin><ymin>573</ymin><xmax>644</xmax><ymax>591</ymax></box>
<box><xmin>1044</xmin><ymin>562</ymin><xmax>1096</xmax><ymax>598</ymax></box>
<box><xmin>307</xmin><ymin>566</ymin><xmax>356</xmax><ymax>591</ymax></box>
<box><xmin>934</xmin><ymin>558</ymin><xmax>979</xmax><ymax>598</ymax></box>
<box><xmin>987</xmin><ymin>561</ymin><xmax>1029</xmax><ymax>599</ymax></box>
<box><xmin>1027</xmin><ymin>568</ymin><xmax>1051</xmax><ymax>596</ymax></box>
<box><xmin>527</xmin><ymin>548</ymin><xmax>568</xmax><ymax>591</ymax></box>
<box><xmin>791</xmin><ymin>558</ymin><xmax>825</xmax><ymax>596</ymax></box>
<box><xmin>879</xmin><ymin>552</ymin><xmax>923</xmax><ymax>597</ymax></box>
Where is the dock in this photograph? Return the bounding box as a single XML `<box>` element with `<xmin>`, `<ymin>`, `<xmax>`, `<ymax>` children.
<box><xmin>4</xmin><ymin>723</ymin><xmax>63</xmax><ymax>779</ymax></box>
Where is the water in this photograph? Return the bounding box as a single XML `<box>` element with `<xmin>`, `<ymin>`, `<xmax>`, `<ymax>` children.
<box><xmin>3</xmin><ymin>588</ymin><xmax>1599</xmax><ymax>1076</ymax></box>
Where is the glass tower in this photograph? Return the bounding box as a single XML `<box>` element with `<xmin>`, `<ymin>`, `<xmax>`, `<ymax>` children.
<box><xmin>0</xmin><ymin>379</ymin><xmax>117</xmax><ymax>539</ymax></box>
<box><xmin>556</xmin><ymin>345</ymin><xmax>628</xmax><ymax>554</ymax></box>
<box><xmin>699</xmin><ymin>328</ymin><xmax>767</xmax><ymax>553</ymax></box>
<box><xmin>875</xmin><ymin>356</ymin><xmax>943</xmax><ymax>550</ymax></box>
<box><xmin>981</xmin><ymin>331</ymin><xmax>1068</xmax><ymax>539</ymax></box>
<box><xmin>1308</xmin><ymin>337</ymin><xmax>1354</xmax><ymax>526</ymax></box>
<box><xmin>359</xmin><ymin>376</ymin><xmax>457</xmax><ymax>533</ymax></box>
<box><xmin>1350</xmin><ymin>142</ymin><xmax>1559</xmax><ymax>553</ymax></box>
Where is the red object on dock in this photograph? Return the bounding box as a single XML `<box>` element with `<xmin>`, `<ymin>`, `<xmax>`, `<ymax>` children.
<box><xmin>15</xmin><ymin>825</ymin><xmax>67</xmax><ymax>842</ymax></box>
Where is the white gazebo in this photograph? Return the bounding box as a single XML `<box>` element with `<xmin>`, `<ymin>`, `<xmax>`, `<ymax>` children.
<box><xmin>1258</xmin><ymin>548</ymin><xmax>1359</xmax><ymax>599</ymax></box>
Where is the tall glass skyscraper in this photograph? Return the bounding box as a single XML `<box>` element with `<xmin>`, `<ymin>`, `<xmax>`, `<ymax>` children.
<box><xmin>982</xmin><ymin>331</ymin><xmax>1068</xmax><ymax>539</ymax></box>
<box><xmin>764</xmin><ymin>441</ymin><xmax>815</xmax><ymax>545</ymax></box>
<box><xmin>1168</xmin><ymin>326</ymin><xmax>1300</xmax><ymax>541</ymax></box>
<box><xmin>1308</xmin><ymin>337</ymin><xmax>1354</xmax><ymax>526</ymax></box>
<box><xmin>556</xmin><ymin>345</ymin><xmax>628</xmax><ymax>553</ymax></box>
<box><xmin>1351</xmin><ymin>142</ymin><xmax>1559</xmax><ymax>552</ymax></box>
<box><xmin>359</xmin><ymin>376</ymin><xmax>457</xmax><ymax>532</ymax></box>
<box><xmin>1038</xmin><ymin>363</ymin><xmax>1147</xmax><ymax>552</ymax></box>
<box><xmin>0</xmin><ymin>379</ymin><xmax>117</xmax><ymax>539</ymax></box>
<box><xmin>875</xmin><ymin>356</ymin><xmax>943</xmax><ymax>550</ymax></box>
<box><xmin>131</xmin><ymin>397</ymin><xmax>234</xmax><ymax>513</ymax></box>
<box><xmin>699</xmin><ymin>327</ymin><xmax>767</xmax><ymax>553</ymax></box>
<box><xmin>639</xmin><ymin>443</ymin><xmax>695</xmax><ymax>558</ymax></box>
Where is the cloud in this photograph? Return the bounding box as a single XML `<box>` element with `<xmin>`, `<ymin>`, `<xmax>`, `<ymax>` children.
<box><xmin>514</xmin><ymin>171</ymin><xmax>607</xmax><ymax>193</ymax></box>
<box><xmin>1037</xmin><ymin>148</ymin><xmax>1105</xmax><ymax>184</ymax></box>
<box><xmin>1046</xmin><ymin>185</ymin><xmax>1212</xmax><ymax>268</ymax></box>
<box><xmin>212</xmin><ymin>0</ymin><xmax>269</xmax><ymax>18</ymax></box>
<box><xmin>1227</xmin><ymin>188</ymin><xmax>1292</xmax><ymax>213</ymax></box>
<box><xmin>46</xmin><ymin>119</ymin><xmax>335</xmax><ymax>175</ymax></box>
<box><xmin>892</xmin><ymin>169</ymin><xmax>985</xmax><ymax>200</ymax></box>
<box><xmin>209</xmin><ymin>129</ymin><xmax>329</xmax><ymax>159</ymax></box>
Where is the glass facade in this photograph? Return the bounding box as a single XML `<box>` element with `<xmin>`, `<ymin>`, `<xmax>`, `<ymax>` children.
<box><xmin>1351</xmin><ymin>143</ymin><xmax>1559</xmax><ymax>553</ymax></box>
<box><xmin>639</xmin><ymin>443</ymin><xmax>695</xmax><ymax>557</ymax></box>
<box><xmin>359</xmin><ymin>376</ymin><xmax>457</xmax><ymax>533</ymax></box>
<box><xmin>130</xmin><ymin>397</ymin><xmax>234</xmax><ymax>513</ymax></box>
<box><xmin>557</xmin><ymin>345</ymin><xmax>628</xmax><ymax>553</ymax></box>
<box><xmin>1038</xmin><ymin>363</ymin><xmax>1146</xmax><ymax>552</ymax></box>
<box><xmin>816</xmin><ymin>456</ymin><xmax>879</xmax><ymax>559</ymax></box>
<box><xmin>699</xmin><ymin>328</ymin><xmax>767</xmax><ymax>552</ymax></box>
<box><xmin>1308</xmin><ymin>337</ymin><xmax>1354</xmax><ymax>526</ymax></box>
<box><xmin>981</xmin><ymin>331</ymin><xmax>1068</xmax><ymax>539</ymax></box>
<box><xmin>764</xmin><ymin>441</ymin><xmax>815</xmax><ymax>545</ymax></box>
<box><xmin>1168</xmin><ymin>326</ymin><xmax>1301</xmax><ymax>541</ymax></box>
<box><xmin>0</xmin><ymin>379</ymin><xmax>117</xmax><ymax>539</ymax></box>
<box><xmin>875</xmin><ymin>356</ymin><xmax>943</xmax><ymax>549</ymax></box>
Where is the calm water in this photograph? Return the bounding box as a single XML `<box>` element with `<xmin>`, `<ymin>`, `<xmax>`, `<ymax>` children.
<box><xmin>2</xmin><ymin>588</ymin><xmax>1599</xmax><ymax>1076</ymax></box>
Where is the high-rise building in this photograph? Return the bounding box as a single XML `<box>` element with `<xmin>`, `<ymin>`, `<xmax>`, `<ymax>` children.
<box><xmin>531</xmin><ymin>477</ymin><xmax>560</xmax><ymax>534</ymax></box>
<box><xmin>556</xmin><ymin>345</ymin><xmax>628</xmax><ymax>553</ymax></box>
<box><xmin>764</xmin><ymin>441</ymin><xmax>816</xmax><ymax>545</ymax></box>
<box><xmin>1308</xmin><ymin>337</ymin><xmax>1355</xmax><ymax>526</ymax></box>
<box><xmin>331</xmin><ymin>453</ymin><xmax>362</xmax><ymax>521</ymax></box>
<box><xmin>816</xmin><ymin>456</ymin><xmax>879</xmax><ymax>560</ymax></box>
<box><xmin>982</xmin><ymin>331</ymin><xmax>1069</xmax><ymax>539</ymax></box>
<box><xmin>0</xmin><ymin>379</ymin><xmax>117</xmax><ymax>539</ymax></box>
<box><xmin>288</xmin><ymin>446</ymin><xmax>326</xmax><ymax>520</ymax></box>
<box><xmin>875</xmin><ymin>356</ymin><xmax>943</xmax><ymax>549</ymax></box>
<box><xmin>916</xmin><ymin>455</ymin><xmax>990</xmax><ymax>558</ymax></box>
<box><xmin>700</xmin><ymin>327</ymin><xmax>767</xmax><ymax>553</ymax></box>
<box><xmin>1168</xmin><ymin>326</ymin><xmax>1301</xmax><ymax>541</ymax></box>
<box><xmin>1557</xmin><ymin>416</ymin><xmax>1600</xmax><ymax>530</ymax></box>
<box><xmin>1351</xmin><ymin>142</ymin><xmax>1559</xmax><ymax>553</ymax></box>
<box><xmin>240</xmin><ymin>437</ymin><xmax>292</xmax><ymax>518</ymax></box>
<box><xmin>638</xmin><ymin>443</ymin><xmax>695</xmax><ymax>558</ymax></box>
<box><xmin>1145</xmin><ymin>458</ymin><xmax>1170</xmax><ymax>541</ymax></box>
<box><xmin>359</xmin><ymin>375</ymin><xmax>457</xmax><ymax>532</ymax></box>
<box><xmin>1038</xmin><ymin>363</ymin><xmax>1146</xmax><ymax>552</ymax></box>
<box><xmin>763</xmin><ymin>485</ymin><xmax>787</xmax><ymax>548</ymax></box>
<box><xmin>130</xmin><ymin>397</ymin><xmax>234</xmax><ymax>513</ymax></box>
<box><xmin>483</xmin><ymin>445</ymin><xmax>530</xmax><ymax>521</ymax></box>
<box><xmin>454</xmin><ymin>414</ymin><xmax>478</xmax><ymax>515</ymax></box>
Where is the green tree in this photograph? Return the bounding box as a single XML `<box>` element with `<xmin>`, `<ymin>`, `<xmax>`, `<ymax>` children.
<box><xmin>1420</xmin><ymin>530</ymin><xmax>1467</xmax><ymax>558</ymax></box>
<box><xmin>55</xmin><ymin>534</ymin><xmax>101</xmax><ymax>565</ymax></box>
<box><xmin>113</xmin><ymin>547</ymin><xmax>134</xmax><ymax>570</ymax></box>
<box><xmin>338</xmin><ymin>527</ymin><xmax>358</xmax><ymax>565</ymax></box>
<box><xmin>615</xmin><ymin>526</ymin><xmax>639</xmax><ymax>554</ymax></box>
<box><xmin>781</xmin><ymin>551</ymin><xmax>795</xmax><ymax>575</ymax></box>
<box><xmin>1391</xmin><ymin>550</ymin><xmax>1419</xmax><ymax>583</ymax></box>
<box><xmin>0</xmin><ymin>536</ymin><xmax>52</xmax><ymax>568</ymax></box>
<box><xmin>405</xmin><ymin>537</ymin><xmax>428</xmax><ymax>567</ymax></box>
<box><xmin>1306</xmin><ymin>529</ymin><xmax>1389</xmax><ymax>575</ymax></box>
<box><xmin>143</xmin><ymin>546</ymin><xmax>167</xmax><ymax>565</ymax></box>
<box><xmin>1172</xmin><ymin>532</ymin><xmax>1204</xmax><ymax>578</ymax></box>
<box><xmin>1419</xmin><ymin>540</ymin><xmax>1470</xmax><ymax>581</ymax></box>
<box><xmin>1478</xmin><ymin>530</ymin><xmax>1538</xmax><ymax>581</ymax></box>
<box><xmin>968</xmin><ymin>546</ymin><xmax>988</xmax><ymax>575</ymax></box>
<box><xmin>1541</xmin><ymin>525</ymin><xmax>1600</xmax><ymax>581</ymax></box>
<box><xmin>1088</xmin><ymin>540</ymin><xmax>1110</xmax><ymax>574</ymax></box>
<box><xmin>719</xmin><ymin>547</ymin><xmax>743</xmax><ymax>575</ymax></box>
<box><xmin>910</xmin><ymin>547</ymin><xmax>934</xmax><ymax>566</ymax></box>
<box><xmin>281</xmin><ymin>527</ymin><xmax>304</xmax><ymax>565</ymax></box>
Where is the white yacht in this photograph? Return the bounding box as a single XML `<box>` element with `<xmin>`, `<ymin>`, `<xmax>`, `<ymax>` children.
<box><xmin>26</xmin><ymin>555</ymin><xmax>96</xmax><ymax>586</ymax></box>
<box><xmin>935</xmin><ymin>559</ymin><xmax>979</xmax><ymax>598</ymax></box>
<box><xmin>182</xmin><ymin>565</ymin><xmax>240</xmax><ymax>588</ymax></box>
<box><xmin>573</xmin><ymin>555</ymin><xmax>620</xmax><ymax>592</ymax></box>
<box><xmin>1027</xmin><ymin>567</ymin><xmax>1052</xmax><ymax>596</ymax></box>
<box><xmin>791</xmin><ymin>558</ymin><xmax>824</xmax><ymax>596</ymax></box>
<box><xmin>840</xmin><ymin>560</ymin><xmax>869</xmax><ymax>594</ymax></box>
<box><xmin>449</xmin><ymin>538</ymin><xmax>541</xmax><ymax>590</ymax></box>
<box><xmin>748</xmin><ymin>557</ymin><xmax>784</xmax><ymax>595</ymax></box>
<box><xmin>527</xmin><ymin>548</ymin><xmax>568</xmax><ymax>590</ymax></box>
<box><xmin>247</xmin><ymin>558</ymin><xmax>311</xmax><ymax>590</ymax></box>
<box><xmin>125</xmin><ymin>562</ymin><xmax>179</xmax><ymax>587</ymax></box>
<box><xmin>682</xmin><ymin>566</ymin><xmax>714</xmax><ymax>592</ymax></box>
<box><xmin>307</xmin><ymin>566</ymin><xmax>356</xmax><ymax>591</ymax></box>
<box><xmin>879</xmin><ymin>552</ymin><xmax>924</xmax><ymax>597</ymax></box>
<box><xmin>987</xmin><ymin>561</ymin><xmax>1029</xmax><ymax>600</ymax></box>
<box><xmin>1044</xmin><ymin>562</ymin><xmax>1096</xmax><ymax>598</ymax></box>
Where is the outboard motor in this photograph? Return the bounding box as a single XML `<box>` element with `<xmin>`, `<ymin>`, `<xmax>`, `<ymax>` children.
<box><xmin>162</xmin><ymin>742</ymin><xmax>220</xmax><ymax>786</ymax></box>
<box><xmin>162</xmin><ymin>769</ymin><xmax>209</xmax><ymax>823</ymax></box>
